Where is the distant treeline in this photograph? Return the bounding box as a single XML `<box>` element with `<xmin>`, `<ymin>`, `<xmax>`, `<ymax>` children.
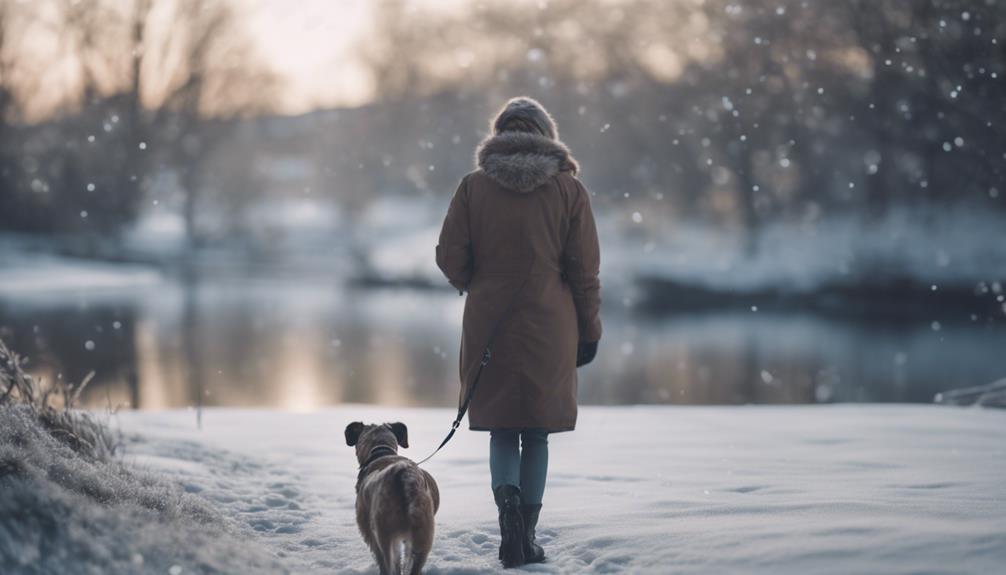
<box><xmin>353</xmin><ymin>0</ymin><xmax>1006</xmax><ymax>240</ymax></box>
<box><xmin>0</xmin><ymin>0</ymin><xmax>273</xmax><ymax>241</ymax></box>
<box><xmin>1</xmin><ymin>0</ymin><xmax>1003</xmax><ymax>247</ymax></box>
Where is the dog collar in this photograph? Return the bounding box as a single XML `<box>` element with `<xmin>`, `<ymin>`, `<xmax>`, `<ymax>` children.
<box><xmin>361</xmin><ymin>445</ymin><xmax>397</xmax><ymax>468</ymax></box>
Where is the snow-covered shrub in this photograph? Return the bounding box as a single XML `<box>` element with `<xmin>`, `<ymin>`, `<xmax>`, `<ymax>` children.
<box><xmin>0</xmin><ymin>340</ymin><xmax>291</xmax><ymax>574</ymax></box>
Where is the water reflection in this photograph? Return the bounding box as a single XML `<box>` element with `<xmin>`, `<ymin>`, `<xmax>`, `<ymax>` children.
<box><xmin>1</xmin><ymin>276</ymin><xmax>1003</xmax><ymax>409</ymax></box>
<box><xmin>591</xmin><ymin>313</ymin><xmax>1006</xmax><ymax>405</ymax></box>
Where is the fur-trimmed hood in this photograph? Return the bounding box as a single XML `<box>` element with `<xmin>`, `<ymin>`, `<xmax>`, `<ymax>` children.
<box><xmin>475</xmin><ymin>131</ymin><xmax>579</xmax><ymax>193</ymax></box>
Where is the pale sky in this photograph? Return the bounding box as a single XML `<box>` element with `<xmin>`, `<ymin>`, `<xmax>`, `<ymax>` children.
<box><xmin>245</xmin><ymin>0</ymin><xmax>375</xmax><ymax>113</ymax></box>
<box><xmin>21</xmin><ymin>0</ymin><xmax>636</xmax><ymax>119</ymax></box>
<box><xmin>15</xmin><ymin>0</ymin><xmax>497</xmax><ymax>120</ymax></box>
<box><xmin>17</xmin><ymin>0</ymin><xmax>381</xmax><ymax>120</ymax></box>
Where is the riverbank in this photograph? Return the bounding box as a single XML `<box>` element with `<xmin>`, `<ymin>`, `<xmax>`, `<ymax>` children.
<box><xmin>81</xmin><ymin>405</ymin><xmax>1006</xmax><ymax>574</ymax></box>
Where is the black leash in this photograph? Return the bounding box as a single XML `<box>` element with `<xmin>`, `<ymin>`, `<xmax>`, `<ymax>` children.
<box><xmin>414</xmin><ymin>347</ymin><xmax>491</xmax><ymax>466</ymax></box>
<box><xmin>417</xmin><ymin>260</ymin><xmax>534</xmax><ymax>466</ymax></box>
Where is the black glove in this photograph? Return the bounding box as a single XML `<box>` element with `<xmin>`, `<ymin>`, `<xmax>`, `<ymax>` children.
<box><xmin>576</xmin><ymin>341</ymin><xmax>598</xmax><ymax>367</ymax></box>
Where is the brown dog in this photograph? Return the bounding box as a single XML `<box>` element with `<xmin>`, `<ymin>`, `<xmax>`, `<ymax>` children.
<box><xmin>345</xmin><ymin>422</ymin><xmax>440</xmax><ymax>575</ymax></box>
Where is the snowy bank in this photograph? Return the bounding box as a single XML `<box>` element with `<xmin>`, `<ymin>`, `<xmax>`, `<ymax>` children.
<box><xmin>100</xmin><ymin>405</ymin><xmax>1006</xmax><ymax>574</ymax></box>
<box><xmin>0</xmin><ymin>250</ymin><xmax>161</xmax><ymax>296</ymax></box>
<box><xmin>608</xmin><ymin>207</ymin><xmax>1006</xmax><ymax>317</ymax></box>
<box><xmin>618</xmin><ymin>207</ymin><xmax>1006</xmax><ymax>292</ymax></box>
<box><xmin>0</xmin><ymin>405</ymin><xmax>289</xmax><ymax>575</ymax></box>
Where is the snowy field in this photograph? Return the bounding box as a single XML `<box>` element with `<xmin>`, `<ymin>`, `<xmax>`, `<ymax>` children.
<box><xmin>106</xmin><ymin>405</ymin><xmax>1006</xmax><ymax>574</ymax></box>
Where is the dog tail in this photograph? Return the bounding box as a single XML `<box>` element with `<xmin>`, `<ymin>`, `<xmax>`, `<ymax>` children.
<box><xmin>397</xmin><ymin>467</ymin><xmax>435</xmax><ymax>572</ymax></box>
<box><xmin>397</xmin><ymin>467</ymin><xmax>434</xmax><ymax>529</ymax></box>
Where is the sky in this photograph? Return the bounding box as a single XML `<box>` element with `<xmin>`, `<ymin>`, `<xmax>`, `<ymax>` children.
<box><xmin>244</xmin><ymin>0</ymin><xmax>467</xmax><ymax>114</ymax></box>
<box><xmin>18</xmin><ymin>0</ymin><xmax>381</xmax><ymax>120</ymax></box>
<box><xmin>17</xmin><ymin>0</ymin><xmax>648</xmax><ymax>119</ymax></box>
<box><xmin>245</xmin><ymin>0</ymin><xmax>375</xmax><ymax>113</ymax></box>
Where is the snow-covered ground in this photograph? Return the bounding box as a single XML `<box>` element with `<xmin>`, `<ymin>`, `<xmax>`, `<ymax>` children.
<box><xmin>111</xmin><ymin>405</ymin><xmax>1006</xmax><ymax>574</ymax></box>
<box><xmin>0</xmin><ymin>251</ymin><xmax>161</xmax><ymax>296</ymax></box>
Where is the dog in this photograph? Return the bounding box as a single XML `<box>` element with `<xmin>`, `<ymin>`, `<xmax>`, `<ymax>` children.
<box><xmin>345</xmin><ymin>422</ymin><xmax>440</xmax><ymax>575</ymax></box>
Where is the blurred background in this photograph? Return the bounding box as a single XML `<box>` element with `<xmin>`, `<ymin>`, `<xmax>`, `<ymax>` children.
<box><xmin>0</xmin><ymin>0</ymin><xmax>1003</xmax><ymax>410</ymax></box>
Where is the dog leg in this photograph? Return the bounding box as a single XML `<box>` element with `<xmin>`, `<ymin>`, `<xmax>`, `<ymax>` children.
<box><xmin>383</xmin><ymin>536</ymin><xmax>403</xmax><ymax>575</ymax></box>
<box><xmin>370</xmin><ymin>541</ymin><xmax>391</xmax><ymax>575</ymax></box>
<box><xmin>401</xmin><ymin>473</ymin><xmax>435</xmax><ymax>574</ymax></box>
<box><xmin>405</xmin><ymin>516</ymin><xmax>433</xmax><ymax>574</ymax></box>
<box><xmin>400</xmin><ymin>535</ymin><xmax>430</xmax><ymax>575</ymax></box>
<box><xmin>407</xmin><ymin>545</ymin><xmax>430</xmax><ymax>575</ymax></box>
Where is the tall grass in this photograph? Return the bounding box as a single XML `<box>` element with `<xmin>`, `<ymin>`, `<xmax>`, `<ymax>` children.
<box><xmin>0</xmin><ymin>338</ymin><xmax>115</xmax><ymax>461</ymax></box>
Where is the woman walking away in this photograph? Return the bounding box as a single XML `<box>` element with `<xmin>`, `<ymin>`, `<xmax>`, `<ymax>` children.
<box><xmin>436</xmin><ymin>97</ymin><xmax>602</xmax><ymax>568</ymax></box>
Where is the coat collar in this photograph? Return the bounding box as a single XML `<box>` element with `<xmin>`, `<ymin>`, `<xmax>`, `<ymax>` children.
<box><xmin>475</xmin><ymin>131</ymin><xmax>579</xmax><ymax>193</ymax></box>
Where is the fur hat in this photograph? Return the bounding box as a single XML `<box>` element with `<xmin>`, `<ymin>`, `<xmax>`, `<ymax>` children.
<box><xmin>491</xmin><ymin>97</ymin><xmax>559</xmax><ymax>140</ymax></box>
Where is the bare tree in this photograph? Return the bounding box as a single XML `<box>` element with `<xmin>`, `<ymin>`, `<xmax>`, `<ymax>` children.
<box><xmin>115</xmin><ymin>0</ymin><xmax>153</xmax><ymax>211</ymax></box>
<box><xmin>146</xmin><ymin>0</ymin><xmax>276</xmax><ymax>249</ymax></box>
<box><xmin>0</xmin><ymin>0</ymin><xmax>18</xmax><ymax>124</ymax></box>
<box><xmin>28</xmin><ymin>0</ymin><xmax>276</xmax><ymax>243</ymax></box>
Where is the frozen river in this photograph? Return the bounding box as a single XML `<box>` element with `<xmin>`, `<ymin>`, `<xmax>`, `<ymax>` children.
<box><xmin>1</xmin><ymin>273</ymin><xmax>1003</xmax><ymax>410</ymax></box>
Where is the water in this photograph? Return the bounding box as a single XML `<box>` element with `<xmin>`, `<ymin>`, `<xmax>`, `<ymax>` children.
<box><xmin>1</xmin><ymin>275</ymin><xmax>1003</xmax><ymax>410</ymax></box>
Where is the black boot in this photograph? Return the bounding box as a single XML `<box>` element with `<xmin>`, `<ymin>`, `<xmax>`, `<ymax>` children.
<box><xmin>520</xmin><ymin>504</ymin><xmax>546</xmax><ymax>563</ymax></box>
<box><xmin>493</xmin><ymin>485</ymin><xmax>525</xmax><ymax>568</ymax></box>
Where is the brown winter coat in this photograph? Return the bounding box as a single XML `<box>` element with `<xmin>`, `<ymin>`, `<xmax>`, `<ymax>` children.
<box><xmin>436</xmin><ymin>131</ymin><xmax>602</xmax><ymax>432</ymax></box>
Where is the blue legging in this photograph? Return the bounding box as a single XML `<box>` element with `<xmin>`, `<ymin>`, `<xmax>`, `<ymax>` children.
<box><xmin>490</xmin><ymin>429</ymin><xmax>549</xmax><ymax>505</ymax></box>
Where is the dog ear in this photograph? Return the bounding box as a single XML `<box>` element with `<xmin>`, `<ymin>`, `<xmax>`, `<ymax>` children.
<box><xmin>345</xmin><ymin>421</ymin><xmax>364</xmax><ymax>446</ymax></box>
<box><xmin>389</xmin><ymin>422</ymin><xmax>409</xmax><ymax>448</ymax></box>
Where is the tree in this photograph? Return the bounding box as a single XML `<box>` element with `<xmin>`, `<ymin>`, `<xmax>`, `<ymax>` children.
<box><xmin>147</xmin><ymin>0</ymin><xmax>277</xmax><ymax>249</ymax></box>
<box><xmin>0</xmin><ymin>0</ymin><xmax>276</xmax><ymax>241</ymax></box>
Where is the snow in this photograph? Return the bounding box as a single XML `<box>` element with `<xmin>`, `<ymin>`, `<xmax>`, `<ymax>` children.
<box><xmin>0</xmin><ymin>252</ymin><xmax>161</xmax><ymax>296</ymax></box>
<box><xmin>4</xmin><ymin>201</ymin><xmax>1003</xmax><ymax>302</ymax></box>
<box><xmin>936</xmin><ymin>379</ymin><xmax>1006</xmax><ymax>408</ymax></box>
<box><xmin>100</xmin><ymin>405</ymin><xmax>1006</xmax><ymax>574</ymax></box>
<box><xmin>366</xmin><ymin>227</ymin><xmax>442</xmax><ymax>283</ymax></box>
<box><xmin>0</xmin><ymin>406</ymin><xmax>287</xmax><ymax>575</ymax></box>
<box><xmin>346</xmin><ymin>202</ymin><xmax>1006</xmax><ymax>298</ymax></box>
<box><xmin>123</xmin><ymin>210</ymin><xmax>187</xmax><ymax>254</ymax></box>
<box><xmin>603</xmin><ymin>206</ymin><xmax>1006</xmax><ymax>293</ymax></box>
<box><xmin>355</xmin><ymin>196</ymin><xmax>443</xmax><ymax>284</ymax></box>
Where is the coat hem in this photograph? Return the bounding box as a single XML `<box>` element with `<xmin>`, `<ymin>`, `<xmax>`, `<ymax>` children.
<box><xmin>468</xmin><ymin>424</ymin><xmax>575</xmax><ymax>433</ymax></box>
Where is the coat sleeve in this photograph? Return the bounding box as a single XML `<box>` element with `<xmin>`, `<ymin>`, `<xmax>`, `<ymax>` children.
<box><xmin>562</xmin><ymin>178</ymin><xmax>603</xmax><ymax>342</ymax></box>
<box><xmin>436</xmin><ymin>176</ymin><xmax>473</xmax><ymax>293</ymax></box>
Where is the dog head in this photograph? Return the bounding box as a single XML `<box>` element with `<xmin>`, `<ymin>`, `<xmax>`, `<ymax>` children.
<box><xmin>345</xmin><ymin>421</ymin><xmax>409</xmax><ymax>465</ymax></box>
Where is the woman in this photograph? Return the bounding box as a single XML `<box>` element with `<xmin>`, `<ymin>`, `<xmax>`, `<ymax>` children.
<box><xmin>436</xmin><ymin>97</ymin><xmax>602</xmax><ymax>568</ymax></box>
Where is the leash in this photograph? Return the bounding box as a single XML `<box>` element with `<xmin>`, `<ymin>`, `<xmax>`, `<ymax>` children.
<box><xmin>414</xmin><ymin>347</ymin><xmax>491</xmax><ymax>466</ymax></box>
<box><xmin>417</xmin><ymin>257</ymin><xmax>535</xmax><ymax>466</ymax></box>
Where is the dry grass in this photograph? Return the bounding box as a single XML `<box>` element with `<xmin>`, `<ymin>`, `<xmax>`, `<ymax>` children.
<box><xmin>0</xmin><ymin>338</ymin><xmax>115</xmax><ymax>461</ymax></box>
